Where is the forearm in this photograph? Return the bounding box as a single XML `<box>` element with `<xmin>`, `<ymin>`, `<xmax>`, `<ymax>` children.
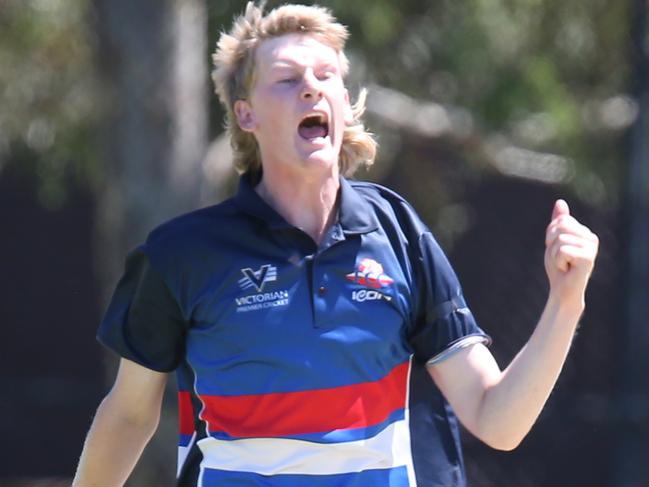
<box><xmin>72</xmin><ymin>393</ymin><xmax>160</xmax><ymax>487</ymax></box>
<box><xmin>430</xmin><ymin>200</ymin><xmax>597</xmax><ymax>450</ymax></box>
<box><xmin>477</xmin><ymin>293</ymin><xmax>583</xmax><ymax>449</ymax></box>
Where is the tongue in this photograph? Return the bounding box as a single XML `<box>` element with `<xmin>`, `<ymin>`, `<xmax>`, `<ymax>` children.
<box><xmin>298</xmin><ymin>124</ymin><xmax>327</xmax><ymax>140</ymax></box>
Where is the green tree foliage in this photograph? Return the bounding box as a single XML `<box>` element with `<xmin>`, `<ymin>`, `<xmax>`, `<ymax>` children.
<box><xmin>0</xmin><ymin>0</ymin><xmax>101</xmax><ymax>207</ymax></box>
<box><xmin>322</xmin><ymin>0</ymin><xmax>632</xmax><ymax>206</ymax></box>
<box><xmin>1</xmin><ymin>0</ymin><xmax>635</xmax><ymax>209</ymax></box>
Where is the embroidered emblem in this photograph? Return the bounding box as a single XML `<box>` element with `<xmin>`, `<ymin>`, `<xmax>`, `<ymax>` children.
<box><xmin>346</xmin><ymin>258</ymin><xmax>394</xmax><ymax>289</ymax></box>
<box><xmin>238</xmin><ymin>264</ymin><xmax>277</xmax><ymax>292</ymax></box>
<box><xmin>235</xmin><ymin>264</ymin><xmax>289</xmax><ymax>312</ymax></box>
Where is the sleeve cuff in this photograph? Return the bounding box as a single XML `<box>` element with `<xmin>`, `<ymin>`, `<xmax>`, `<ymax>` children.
<box><xmin>425</xmin><ymin>333</ymin><xmax>492</xmax><ymax>366</ymax></box>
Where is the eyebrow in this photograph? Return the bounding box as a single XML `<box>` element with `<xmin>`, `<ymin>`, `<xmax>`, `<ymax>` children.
<box><xmin>268</xmin><ymin>62</ymin><xmax>296</xmax><ymax>70</ymax></box>
<box><xmin>268</xmin><ymin>61</ymin><xmax>339</xmax><ymax>71</ymax></box>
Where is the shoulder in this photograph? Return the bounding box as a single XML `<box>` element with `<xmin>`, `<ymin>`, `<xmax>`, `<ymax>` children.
<box><xmin>140</xmin><ymin>196</ymin><xmax>244</xmax><ymax>272</ymax></box>
<box><xmin>348</xmin><ymin>179</ymin><xmax>408</xmax><ymax>205</ymax></box>
<box><xmin>147</xmin><ymin>198</ymin><xmax>237</xmax><ymax>245</ymax></box>
<box><xmin>348</xmin><ymin>179</ymin><xmax>429</xmax><ymax>236</ymax></box>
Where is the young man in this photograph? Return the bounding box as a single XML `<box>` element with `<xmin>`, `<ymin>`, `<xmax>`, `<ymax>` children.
<box><xmin>73</xmin><ymin>3</ymin><xmax>599</xmax><ymax>486</ymax></box>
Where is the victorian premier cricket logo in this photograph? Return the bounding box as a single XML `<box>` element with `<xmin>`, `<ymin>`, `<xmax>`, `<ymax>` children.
<box><xmin>236</xmin><ymin>264</ymin><xmax>289</xmax><ymax>312</ymax></box>
<box><xmin>346</xmin><ymin>258</ymin><xmax>394</xmax><ymax>302</ymax></box>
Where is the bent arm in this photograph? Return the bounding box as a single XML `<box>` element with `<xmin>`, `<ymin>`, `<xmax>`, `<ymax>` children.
<box><xmin>428</xmin><ymin>200</ymin><xmax>598</xmax><ymax>451</ymax></box>
<box><xmin>428</xmin><ymin>296</ymin><xmax>582</xmax><ymax>451</ymax></box>
<box><xmin>72</xmin><ymin>358</ymin><xmax>168</xmax><ymax>487</ymax></box>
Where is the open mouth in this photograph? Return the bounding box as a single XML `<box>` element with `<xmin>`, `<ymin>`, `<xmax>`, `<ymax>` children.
<box><xmin>298</xmin><ymin>112</ymin><xmax>329</xmax><ymax>140</ymax></box>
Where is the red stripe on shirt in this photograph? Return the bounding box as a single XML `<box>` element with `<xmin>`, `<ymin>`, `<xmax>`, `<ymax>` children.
<box><xmin>178</xmin><ymin>391</ymin><xmax>195</xmax><ymax>436</ymax></box>
<box><xmin>199</xmin><ymin>361</ymin><xmax>409</xmax><ymax>438</ymax></box>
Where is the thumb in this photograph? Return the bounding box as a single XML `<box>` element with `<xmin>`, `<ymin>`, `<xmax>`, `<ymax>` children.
<box><xmin>551</xmin><ymin>199</ymin><xmax>570</xmax><ymax>221</ymax></box>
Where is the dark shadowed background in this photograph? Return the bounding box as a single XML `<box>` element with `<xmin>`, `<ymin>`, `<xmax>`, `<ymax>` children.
<box><xmin>1</xmin><ymin>0</ymin><xmax>648</xmax><ymax>485</ymax></box>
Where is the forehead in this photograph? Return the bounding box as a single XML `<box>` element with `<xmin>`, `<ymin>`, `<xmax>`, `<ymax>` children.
<box><xmin>255</xmin><ymin>33</ymin><xmax>341</xmax><ymax>71</ymax></box>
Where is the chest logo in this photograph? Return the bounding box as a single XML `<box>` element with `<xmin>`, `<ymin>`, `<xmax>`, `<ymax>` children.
<box><xmin>235</xmin><ymin>264</ymin><xmax>289</xmax><ymax>312</ymax></box>
<box><xmin>346</xmin><ymin>258</ymin><xmax>394</xmax><ymax>289</ymax></box>
<box><xmin>238</xmin><ymin>264</ymin><xmax>277</xmax><ymax>292</ymax></box>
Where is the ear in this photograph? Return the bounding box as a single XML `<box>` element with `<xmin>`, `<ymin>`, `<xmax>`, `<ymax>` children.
<box><xmin>343</xmin><ymin>89</ymin><xmax>354</xmax><ymax>125</ymax></box>
<box><xmin>234</xmin><ymin>100</ymin><xmax>256</xmax><ymax>132</ymax></box>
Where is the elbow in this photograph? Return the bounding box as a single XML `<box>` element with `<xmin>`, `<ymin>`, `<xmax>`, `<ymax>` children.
<box><xmin>97</xmin><ymin>392</ymin><xmax>161</xmax><ymax>438</ymax></box>
<box><xmin>470</xmin><ymin>397</ymin><xmax>532</xmax><ymax>451</ymax></box>
<box><xmin>482</xmin><ymin>435</ymin><xmax>523</xmax><ymax>452</ymax></box>
<box><xmin>473</xmin><ymin>424</ymin><xmax>528</xmax><ymax>451</ymax></box>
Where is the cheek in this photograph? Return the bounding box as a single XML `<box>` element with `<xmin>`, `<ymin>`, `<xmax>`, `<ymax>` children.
<box><xmin>257</xmin><ymin>97</ymin><xmax>294</xmax><ymax>127</ymax></box>
<box><xmin>333</xmin><ymin>104</ymin><xmax>348</xmax><ymax>138</ymax></box>
<box><xmin>257</xmin><ymin>112</ymin><xmax>295</xmax><ymax>143</ymax></box>
<box><xmin>328</xmin><ymin>89</ymin><xmax>351</xmax><ymax>128</ymax></box>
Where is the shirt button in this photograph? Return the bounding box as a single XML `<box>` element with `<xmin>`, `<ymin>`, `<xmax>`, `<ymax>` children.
<box><xmin>318</xmin><ymin>286</ymin><xmax>326</xmax><ymax>296</ymax></box>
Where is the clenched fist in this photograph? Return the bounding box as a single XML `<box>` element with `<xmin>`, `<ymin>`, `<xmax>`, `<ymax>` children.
<box><xmin>544</xmin><ymin>199</ymin><xmax>599</xmax><ymax>308</ymax></box>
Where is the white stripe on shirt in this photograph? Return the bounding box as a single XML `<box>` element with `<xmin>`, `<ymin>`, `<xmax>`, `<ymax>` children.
<box><xmin>197</xmin><ymin>418</ymin><xmax>413</xmax><ymax>476</ymax></box>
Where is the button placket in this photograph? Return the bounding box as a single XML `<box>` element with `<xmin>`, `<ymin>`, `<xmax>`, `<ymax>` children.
<box><xmin>311</xmin><ymin>225</ymin><xmax>346</xmax><ymax>328</ymax></box>
<box><xmin>311</xmin><ymin>257</ymin><xmax>331</xmax><ymax>328</ymax></box>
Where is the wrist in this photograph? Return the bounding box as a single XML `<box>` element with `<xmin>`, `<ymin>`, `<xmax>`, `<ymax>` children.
<box><xmin>546</xmin><ymin>290</ymin><xmax>585</xmax><ymax>318</ymax></box>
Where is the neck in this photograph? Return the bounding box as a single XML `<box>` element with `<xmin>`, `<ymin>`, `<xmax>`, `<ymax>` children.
<box><xmin>255</xmin><ymin>165</ymin><xmax>340</xmax><ymax>245</ymax></box>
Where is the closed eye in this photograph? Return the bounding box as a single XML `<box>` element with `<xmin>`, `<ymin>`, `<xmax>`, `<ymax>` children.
<box><xmin>316</xmin><ymin>70</ymin><xmax>338</xmax><ymax>80</ymax></box>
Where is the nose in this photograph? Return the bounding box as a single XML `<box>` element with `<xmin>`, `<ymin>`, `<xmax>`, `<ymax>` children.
<box><xmin>300</xmin><ymin>70</ymin><xmax>322</xmax><ymax>100</ymax></box>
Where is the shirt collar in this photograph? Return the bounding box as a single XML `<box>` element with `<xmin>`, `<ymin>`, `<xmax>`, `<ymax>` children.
<box><xmin>233</xmin><ymin>174</ymin><xmax>378</xmax><ymax>234</ymax></box>
<box><xmin>338</xmin><ymin>177</ymin><xmax>379</xmax><ymax>235</ymax></box>
<box><xmin>233</xmin><ymin>174</ymin><xmax>290</xmax><ymax>229</ymax></box>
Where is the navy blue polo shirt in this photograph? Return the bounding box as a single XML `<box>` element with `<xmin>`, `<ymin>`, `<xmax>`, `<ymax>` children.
<box><xmin>98</xmin><ymin>175</ymin><xmax>490</xmax><ymax>487</ymax></box>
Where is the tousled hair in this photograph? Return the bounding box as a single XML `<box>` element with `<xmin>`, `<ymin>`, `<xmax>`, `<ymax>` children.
<box><xmin>212</xmin><ymin>2</ymin><xmax>377</xmax><ymax>179</ymax></box>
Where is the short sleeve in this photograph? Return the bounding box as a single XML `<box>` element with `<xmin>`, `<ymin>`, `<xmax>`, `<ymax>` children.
<box><xmin>408</xmin><ymin>231</ymin><xmax>490</xmax><ymax>364</ymax></box>
<box><xmin>97</xmin><ymin>246</ymin><xmax>186</xmax><ymax>372</ymax></box>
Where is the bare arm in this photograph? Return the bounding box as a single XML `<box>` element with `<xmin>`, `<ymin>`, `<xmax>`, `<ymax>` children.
<box><xmin>428</xmin><ymin>200</ymin><xmax>599</xmax><ymax>451</ymax></box>
<box><xmin>72</xmin><ymin>358</ymin><xmax>168</xmax><ymax>487</ymax></box>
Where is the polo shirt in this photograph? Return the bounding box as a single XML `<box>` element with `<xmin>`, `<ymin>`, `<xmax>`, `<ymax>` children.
<box><xmin>98</xmin><ymin>175</ymin><xmax>490</xmax><ymax>486</ymax></box>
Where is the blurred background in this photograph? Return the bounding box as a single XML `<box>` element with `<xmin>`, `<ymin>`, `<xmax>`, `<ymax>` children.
<box><xmin>1</xmin><ymin>0</ymin><xmax>648</xmax><ymax>485</ymax></box>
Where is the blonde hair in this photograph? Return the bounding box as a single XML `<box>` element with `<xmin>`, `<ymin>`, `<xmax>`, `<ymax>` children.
<box><xmin>212</xmin><ymin>2</ymin><xmax>377</xmax><ymax>180</ymax></box>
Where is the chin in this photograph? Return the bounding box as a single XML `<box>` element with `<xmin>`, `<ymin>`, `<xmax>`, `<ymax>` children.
<box><xmin>301</xmin><ymin>150</ymin><xmax>338</xmax><ymax>171</ymax></box>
